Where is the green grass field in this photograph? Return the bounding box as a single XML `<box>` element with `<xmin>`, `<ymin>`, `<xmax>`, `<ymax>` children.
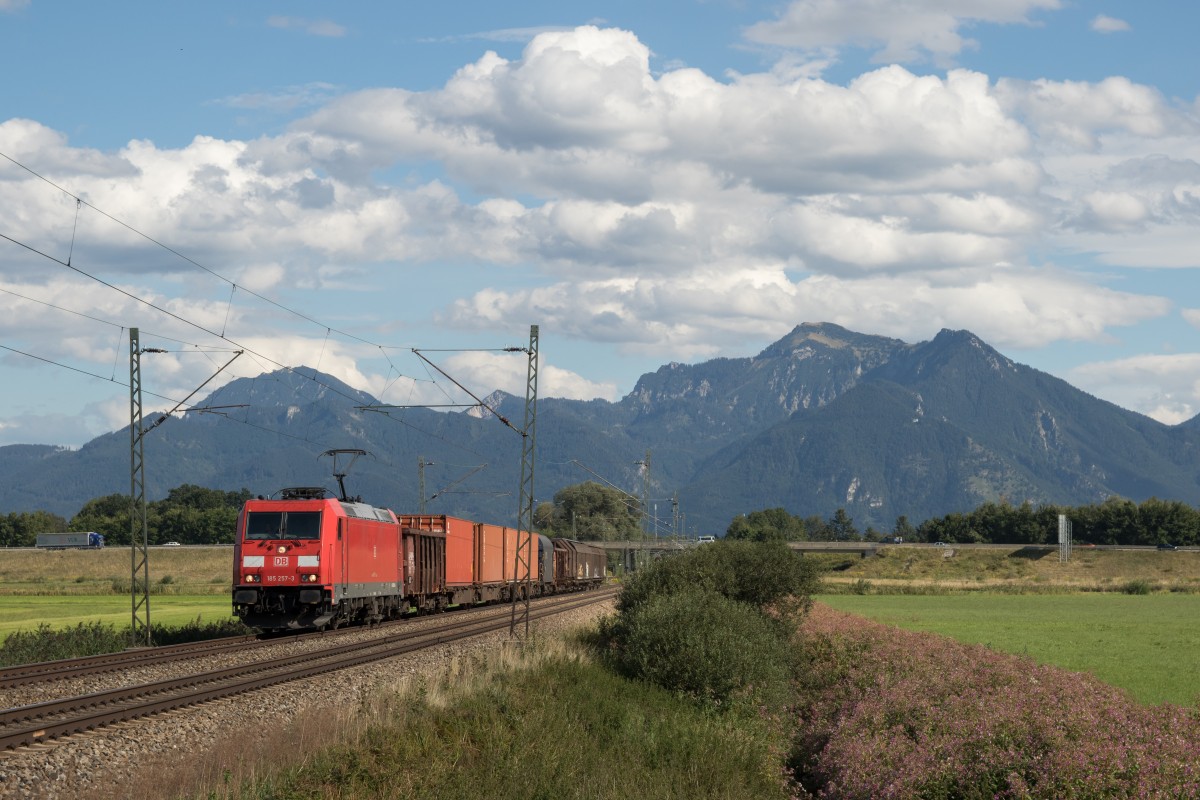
<box><xmin>819</xmin><ymin>593</ymin><xmax>1200</xmax><ymax>706</ymax></box>
<box><xmin>0</xmin><ymin>595</ymin><xmax>235</xmax><ymax>638</ymax></box>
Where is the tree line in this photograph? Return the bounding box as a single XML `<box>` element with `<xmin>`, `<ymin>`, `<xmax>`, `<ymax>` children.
<box><xmin>724</xmin><ymin>497</ymin><xmax>1200</xmax><ymax>548</ymax></box>
<box><xmin>0</xmin><ymin>485</ymin><xmax>251</xmax><ymax>548</ymax></box>
<box><xmin>6</xmin><ymin>480</ymin><xmax>644</xmax><ymax>547</ymax></box>
<box><xmin>3</xmin><ymin>479</ymin><xmax>1197</xmax><ymax>548</ymax></box>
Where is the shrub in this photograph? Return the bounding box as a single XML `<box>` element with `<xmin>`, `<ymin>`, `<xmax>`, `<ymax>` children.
<box><xmin>0</xmin><ymin>617</ymin><xmax>252</xmax><ymax>666</ymax></box>
<box><xmin>614</xmin><ymin>587</ymin><xmax>791</xmax><ymax>708</ymax></box>
<box><xmin>0</xmin><ymin>621</ymin><xmax>127</xmax><ymax>666</ymax></box>
<box><xmin>1122</xmin><ymin>578</ymin><xmax>1154</xmax><ymax>595</ymax></box>
<box><xmin>618</xmin><ymin>540</ymin><xmax>819</xmax><ymax>617</ymax></box>
<box><xmin>151</xmin><ymin>616</ymin><xmax>252</xmax><ymax>645</ymax></box>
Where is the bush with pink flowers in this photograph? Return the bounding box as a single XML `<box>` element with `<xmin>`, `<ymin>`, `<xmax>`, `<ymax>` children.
<box><xmin>791</xmin><ymin>605</ymin><xmax>1200</xmax><ymax>798</ymax></box>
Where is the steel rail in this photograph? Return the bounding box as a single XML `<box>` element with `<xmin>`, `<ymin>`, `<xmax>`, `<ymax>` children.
<box><xmin>0</xmin><ymin>588</ymin><xmax>616</xmax><ymax>752</ymax></box>
<box><xmin>0</xmin><ymin>587</ymin><xmax>611</xmax><ymax>689</ymax></box>
<box><xmin>0</xmin><ymin>634</ymin><xmax>262</xmax><ymax>689</ymax></box>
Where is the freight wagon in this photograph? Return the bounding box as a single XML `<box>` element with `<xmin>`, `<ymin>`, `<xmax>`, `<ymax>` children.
<box><xmin>35</xmin><ymin>531</ymin><xmax>105</xmax><ymax>549</ymax></box>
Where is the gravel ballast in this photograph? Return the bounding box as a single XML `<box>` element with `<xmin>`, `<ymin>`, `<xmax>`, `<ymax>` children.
<box><xmin>0</xmin><ymin>599</ymin><xmax>614</xmax><ymax>800</ymax></box>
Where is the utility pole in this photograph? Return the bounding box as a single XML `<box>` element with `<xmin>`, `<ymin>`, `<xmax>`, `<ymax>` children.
<box><xmin>510</xmin><ymin>324</ymin><xmax>538</xmax><ymax>639</ymax></box>
<box><xmin>128</xmin><ymin>333</ymin><xmax>242</xmax><ymax>647</ymax></box>
<box><xmin>128</xmin><ymin>329</ymin><xmax>153</xmax><ymax>647</ymax></box>
<box><xmin>635</xmin><ymin>449</ymin><xmax>651</xmax><ymax>537</ymax></box>
<box><xmin>672</xmin><ymin>492</ymin><xmax>680</xmax><ymax>538</ymax></box>
<box><xmin>418</xmin><ymin>456</ymin><xmax>432</xmax><ymax>514</ymax></box>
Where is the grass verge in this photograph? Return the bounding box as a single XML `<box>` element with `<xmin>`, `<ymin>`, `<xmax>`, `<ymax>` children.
<box><xmin>115</xmin><ymin>633</ymin><xmax>794</xmax><ymax>800</ymax></box>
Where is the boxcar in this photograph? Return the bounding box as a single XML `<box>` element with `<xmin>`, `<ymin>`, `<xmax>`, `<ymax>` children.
<box><xmin>552</xmin><ymin>539</ymin><xmax>607</xmax><ymax>589</ymax></box>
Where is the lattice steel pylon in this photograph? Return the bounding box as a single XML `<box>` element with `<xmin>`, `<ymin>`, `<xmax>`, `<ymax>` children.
<box><xmin>1058</xmin><ymin>513</ymin><xmax>1073</xmax><ymax>563</ymax></box>
<box><xmin>418</xmin><ymin>455</ymin><xmax>430</xmax><ymax>514</ymax></box>
<box><xmin>640</xmin><ymin>449</ymin><xmax>651</xmax><ymax>536</ymax></box>
<box><xmin>129</xmin><ymin>328</ymin><xmax>152</xmax><ymax>647</ymax></box>
<box><xmin>510</xmin><ymin>324</ymin><xmax>539</xmax><ymax>639</ymax></box>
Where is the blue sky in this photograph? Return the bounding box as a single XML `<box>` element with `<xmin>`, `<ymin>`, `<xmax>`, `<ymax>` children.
<box><xmin>1</xmin><ymin>0</ymin><xmax>1198</xmax><ymax>449</ymax></box>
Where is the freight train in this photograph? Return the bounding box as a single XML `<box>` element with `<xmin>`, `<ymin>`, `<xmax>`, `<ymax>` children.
<box><xmin>231</xmin><ymin>485</ymin><xmax>606</xmax><ymax>632</ymax></box>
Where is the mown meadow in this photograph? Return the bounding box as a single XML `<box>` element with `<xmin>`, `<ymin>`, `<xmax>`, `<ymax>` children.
<box><xmin>0</xmin><ymin>546</ymin><xmax>241</xmax><ymax>663</ymax></box>
<box><xmin>0</xmin><ymin>545</ymin><xmax>233</xmax><ymax>597</ymax></box>
<box><xmin>0</xmin><ymin>546</ymin><xmax>234</xmax><ymax>637</ymax></box>
<box><xmin>819</xmin><ymin>593</ymin><xmax>1200</xmax><ymax>706</ymax></box>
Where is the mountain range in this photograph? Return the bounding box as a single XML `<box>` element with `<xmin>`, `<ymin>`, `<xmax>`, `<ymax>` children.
<box><xmin>3</xmin><ymin>322</ymin><xmax>1198</xmax><ymax>534</ymax></box>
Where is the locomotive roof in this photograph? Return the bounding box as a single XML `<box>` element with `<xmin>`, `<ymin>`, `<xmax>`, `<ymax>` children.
<box><xmin>339</xmin><ymin>501</ymin><xmax>396</xmax><ymax>522</ymax></box>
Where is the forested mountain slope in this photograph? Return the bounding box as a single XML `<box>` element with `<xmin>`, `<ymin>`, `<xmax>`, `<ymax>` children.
<box><xmin>2</xmin><ymin>324</ymin><xmax>1197</xmax><ymax>533</ymax></box>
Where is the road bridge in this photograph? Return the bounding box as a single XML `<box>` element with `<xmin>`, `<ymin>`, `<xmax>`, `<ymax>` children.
<box><xmin>594</xmin><ymin>539</ymin><xmax>880</xmax><ymax>572</ymax></box>
<box><xmin>597</xmin><ymin>539</ymin><xmax>879</xmax><ymax>554</ymax></box>
<box><xmin>591</xmin><ymin>540</ymin><xmax>1186</xmax><ymax>574</ymax></box>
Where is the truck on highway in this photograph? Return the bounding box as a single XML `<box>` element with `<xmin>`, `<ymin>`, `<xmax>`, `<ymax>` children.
<box><xmin>35</xmin><ymin>531</ymin><xmax>106</xmax><ymax>549</ymax></box>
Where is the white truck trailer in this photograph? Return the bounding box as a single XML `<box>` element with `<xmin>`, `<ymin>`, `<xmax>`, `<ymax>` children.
<box><xmin>35</xmin><ymin>532</ymin><xmax>106</xmax><ymax>549</ymax></box>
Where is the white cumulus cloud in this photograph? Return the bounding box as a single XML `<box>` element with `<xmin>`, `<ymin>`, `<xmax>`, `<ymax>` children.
<box><xmin>1069</xmin><ymin>355</ymin><xmax>1200</xmax><ymax>425</ymax></box>
<box><xmin>744</xmin><ymin>0</ymin><xmax>1062</xmax><ymax>64</ymax></box>
<box><xmin>4</xmin><ymin>21</ymin><xmax>1197</xmax><ymax>440</ymax></box>
<box><xmin>1090</xmin><ymin>15</ymin><xmax>1131</xmax><ymax>33</ymax></box>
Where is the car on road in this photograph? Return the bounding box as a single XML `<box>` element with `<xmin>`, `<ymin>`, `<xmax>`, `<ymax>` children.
<box><xmin>163</xmin><ymin>541</ymin><xmax>181</xmax><ymax>547</ymax></box>
<box><xmin>1157</xmin><ymin>543</ymin><xmax>1178</xmax><ymax>551</ymax></box>
<box><xmin>933</xmin><ymin>541</ymin><xmax>947</xmax><ymax>546</ymax></box>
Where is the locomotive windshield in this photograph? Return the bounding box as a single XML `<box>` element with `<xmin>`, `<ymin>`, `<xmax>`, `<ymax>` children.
<box><xmin>244</xmin><ymin>511</ymin><xmax>322</xmax><ymax>540</ymax></box>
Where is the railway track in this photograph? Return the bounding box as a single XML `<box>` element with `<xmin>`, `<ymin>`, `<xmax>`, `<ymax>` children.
<box><xmin>0</xmin><ymin>634</ymin><xmax>263</xmax><ymax>689</ymax></box>
<box><xmin>0</xmin><ymin>588</ymin><xmax>613</xmax><ymax>690</ymax></box>
<box><xmin>1</xmin><ymin>587</ymin><xmax>616</xmax><ymax>753</ymax></box>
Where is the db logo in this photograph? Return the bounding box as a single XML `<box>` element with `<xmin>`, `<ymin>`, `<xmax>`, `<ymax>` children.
<box><xmin>273</xmin><ymin>556</ymin><xmax>289</xmax><ymax>567</ymax></box>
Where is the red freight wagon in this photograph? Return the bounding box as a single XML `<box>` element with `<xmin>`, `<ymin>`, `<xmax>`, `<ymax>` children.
<box><xmin>399</xmin><ymin>514</ymin><xmax>537</xmax><ymax>604</ymax></box>
<box><xmin>399</xmin><ymin>514</ymin><xmax>475</xmax><ymax>586</ymax></box>
<box><xmin>477</xmin><ymin>522</ymin><xmax>506</xmax><ymax>585</ymax></box>
<box><xmin>509</xmin><ymin>527</ymin><xmax>539</xmax><ymax>591</ymax></box>
<box><xmin>402</xmin><ymin>525</ymin><xmax>445</xmax><ymax>603</ymax></box>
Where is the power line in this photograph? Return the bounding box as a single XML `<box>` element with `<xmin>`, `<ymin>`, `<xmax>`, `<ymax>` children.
<box><xmin>0</xmin><ymin>150</ymin><xmax>519</xmax><ymax>471</ymax></box>
<box><xmin>0</xmin><ymin>150</ymin><xmax>388</xmax><ymax>350</ymax></box>
<box><xmin>0</xmin><ymin>149</ymin><xmax>429</xmax><ymax>392</ymax></box>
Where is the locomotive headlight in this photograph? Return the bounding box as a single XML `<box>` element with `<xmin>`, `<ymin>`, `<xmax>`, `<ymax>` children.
<box><xmin>277</xmin><ymin>545</ymin><xmax>288</xmax><ymax>554</ymax></box>
<box><xmin>244</xmin><ymin>574</ymin><xmax>259</xmax><ymax>583</ymax></box>
<box><xmin>307</xmin><ymin>573</ymin><xmax>319</xmax><ymax>582</ymax></box>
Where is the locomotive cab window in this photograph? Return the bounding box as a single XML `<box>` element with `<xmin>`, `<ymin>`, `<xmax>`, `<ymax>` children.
<box><xmin>245</xmin><ymin>511</ymin><xmax>322</xmax><ymax>540</ymax></box>
<box><xmin>286</xmin><ymin>511</ymin><xmax>322</xmax><ymax>538</ymax></box>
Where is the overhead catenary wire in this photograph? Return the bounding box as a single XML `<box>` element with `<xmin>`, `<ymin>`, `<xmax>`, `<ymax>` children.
<box><xmin>0</xmin><ymin>150</ymin><xmax>386</xmax><ymax>351</ymax></box>
<box><xmin>0</xmin><ymin>150</ymin><xmax>512</xmax><ymax>472</ymax></box>
<box><xmin>412</xmin><ymin>348</ymin><xmax>520</xmax><ymax>432</ymax></box>
<box><xmin>0</xmin><ymin>202</ymin><xmax>424</xmax><ymax>424</ymax></box>
<box><xmin>0</xmin><ymin>149</ymin><xmax>430</xmax><ymax>391</ymax></box>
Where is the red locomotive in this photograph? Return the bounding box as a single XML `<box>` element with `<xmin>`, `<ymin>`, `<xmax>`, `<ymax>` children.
<box><xmin>231</xmin><ymin>480</ymin><xmax>606</xmax><ymax>633</ymax></box>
